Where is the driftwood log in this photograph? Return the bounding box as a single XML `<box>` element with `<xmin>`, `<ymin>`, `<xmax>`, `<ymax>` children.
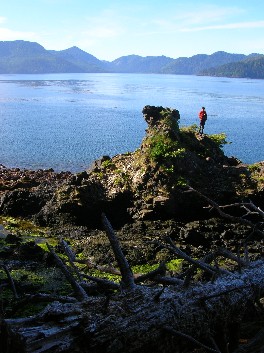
<box><xmin>2</xmin><ymin>260</ymin><xmax>264</xmax><ymax>353</ymax></box>
<box><xmin>1</xmin><ymin>207</ymin><xmax>264</xmax><ymax>353</ymax></box>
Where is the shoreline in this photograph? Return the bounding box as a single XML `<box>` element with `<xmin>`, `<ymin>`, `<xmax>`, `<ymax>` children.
<box><xmin>0</xmin><ymin>164</ymin><xmax>72</xmax><ymax>197</ymax></box>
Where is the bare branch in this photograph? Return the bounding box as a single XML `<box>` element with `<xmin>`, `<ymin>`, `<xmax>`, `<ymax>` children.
<box><xmin>60</xmin><ymin>239</ymin><xmax>76</xmax><ymax>262</ymax></box>
<box><xmin>2</xmin><ymin>264</ymin><xmax>19</xmax><ymax>299</ymax></box>
<box><xmin>81</xmin><ymin>274</ymin><xmax>120</xmax><ymax>290</ymax></box>
<box><xmin>46</xmin><ymin>243</ymin><xmax>88</xmax><ymax>301</ymax></box>
<box><xmin>134</xmin><ymin>262</ymin><xmax>167</xmax><ymax>283</ymax></box>
<box><xmin>164</xmin><ymin>237</ymin><xmax>229</xmax><ymax>276</ymax></box>
<box><xmin>152</xmin><ymin>275</ymin><xmax>184</xmax><ymax>286</ymax></box>
<box><xmin>220</xmin><ymin>201</ymin><xmax>264</xmax><ymax>218</ymax></box>
<box><xmin>101</xmin><ymin>213</ymin><xmax>136</xmax><ymax>290</ymax></box>
<box><xmin>188</xmin><ymin>187</ymin><xmax>264</xmax><ymax>238</ymax></box>
<box><xmin>183</xmin><ymin>252</ymin><xmax>216</xmax><ymax>287</ymax></box>
<box><xmin>215</xmin><ymin>247</ymin><xmax>247</xmax><ymax>267</ymax></box>
<box><xmin>243</xmin><ymin>242</ymin><xmax>250</xmax><ymax>265</ymax></box>
<box><xmin>60</xmin><ymin>239</ymin><xmax>83</xmax><ymax>281</ymax></box>
<box><xmin>85</xmin><ymin>259</ymin><xmax>121</xmax><ymax>276</ymax></box>
<box><xmin>163</xmin><ymin>326</ymin><xmax>220</xmax><ymax>353</ymax></box>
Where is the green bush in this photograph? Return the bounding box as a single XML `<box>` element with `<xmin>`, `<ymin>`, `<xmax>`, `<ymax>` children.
<box><xmin>208</xmin><ymin>133</ymin><xmax>229</xmax><ymax>148</ymax></box>
<box><xmin>180</xmin><ymin>124</ymin><xmax>199</xmax><ymax>133</ymax></box>
<box><xmin>148</xmin><ymin>134</ymin><xmax>185</xmax><ymax>162</ymax></box>
<box><xmin>101</xmin><ymin>159</ymin><xmax>115</xmax><ymax>169</ymax></box>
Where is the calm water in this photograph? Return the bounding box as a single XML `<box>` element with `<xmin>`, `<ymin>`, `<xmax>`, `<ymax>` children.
<box><xmin>0</xmin><ymin>73</ymin><xmax>263</xmax><ymax>172</ymax></box>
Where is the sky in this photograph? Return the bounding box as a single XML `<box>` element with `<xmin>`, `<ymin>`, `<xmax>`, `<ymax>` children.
<box><xmin>1</xmin><ymin>0</ymin><xmax>264</xmax><ymax>61</ymax></box>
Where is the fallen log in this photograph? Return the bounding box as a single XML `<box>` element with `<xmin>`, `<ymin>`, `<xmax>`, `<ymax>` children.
<box><xmin>1</xmin><ymin>259</ymin><xmax>264</xmax><ymax>353</ymax></box>
<box><xmin>1</xmin><ymin>211</ymin><xmax>264</xmax><ymax>353</ymax></box>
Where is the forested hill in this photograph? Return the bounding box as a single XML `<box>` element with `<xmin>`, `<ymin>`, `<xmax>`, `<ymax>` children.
<box><xmin>0</xmin><ymin>41</ymin><xmax>82</xmax><ymax>74</ymax></box>
<box><xmin>0</xmin><ymin>40</ymin><xmax>263</xmax><ymax>78</ymax></box>
<box><xmin>0</xmin><ymin>41</ymin><xmax>111</xmax><ymax>74</ymax></box>
<box><xmin>199</xmin><ymin>54</ymin><xmax>264</xmax><ymax>79</ymax></box>
<box><xmin>160</xmin><ymin>51</ymin><xmax>246</xmax><ymax>74</ymax></box>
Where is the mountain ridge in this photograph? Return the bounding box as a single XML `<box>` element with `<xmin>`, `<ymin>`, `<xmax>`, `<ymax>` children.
<box><xmin>0</xmin><ymin>40</ymin><xmax>263</xmax><ymax>78</ymax></box>
<box><xmin>200</xmin><ymin>54</ymin><xmax>264</xmax><ymax>79</ymax></box>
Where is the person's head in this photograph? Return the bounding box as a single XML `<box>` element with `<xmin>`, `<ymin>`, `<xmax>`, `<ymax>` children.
<box><xmin>202</xmin><ymin>106</ymin><xmax>205</xmax><ymax>110</ymax></box>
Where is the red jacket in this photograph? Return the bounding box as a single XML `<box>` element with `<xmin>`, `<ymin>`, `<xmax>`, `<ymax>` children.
<box><xmin>199</xmin><ymin>109</ymin><xmax>207</xmax><ymax>121</ymax></box>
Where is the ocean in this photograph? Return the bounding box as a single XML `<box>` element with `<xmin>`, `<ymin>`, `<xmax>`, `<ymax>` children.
<box><xmin>0</xmin><ymin>73</ymin><xmax>263</xmax><ymax>172</ymax></box>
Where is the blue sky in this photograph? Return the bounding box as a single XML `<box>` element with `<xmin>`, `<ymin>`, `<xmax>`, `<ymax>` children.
<box><xmin>1</xmin><ymin>0</ymin><xmax>264</xmax><ymax>60</ymax></box>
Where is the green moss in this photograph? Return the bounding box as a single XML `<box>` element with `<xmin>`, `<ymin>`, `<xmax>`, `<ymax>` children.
<box><xmin>101</xmin><ymin>159</ymin><xmax>115</xmax><ymax>169</ymax></box>
<box><xmin>207</xmin><ymin>133</ymin><xmax>229</xmax><ymax>148</ymax></box>
<box><xmin>11</xmin><ymin>268</ymin><xmax>45</xmax><ymax>286</ymax></box>
<box><xmin>0</xmin><ymin>266</ymin><xmax>73</xmax><ymax>317</ymax></box>
<box><xmin>161</xmin><ymin>110</ymin><xmax>180</xmax><ymax>133</ymax></box>
<box><xmin>163</xmin><ymin>165</ymin><xmax>175</xmax><ymax>174</ymax></box>
<box><xmin>248</xmin><ymin>163</ymin><xmax>261</xmax><ymax>172</ymax></box>
<box><xmin>148</xmin><ymin>134</ymin><xmax>185</xmax><ymax>163</ymax></box>
<box><xmin>82</xmin><ymin>260</ymin><xmax>183</xmax><ymax>283</ymax></box>
<box><xmin>0</xmin><ymin>216</ymin><xmax>48</xmax><ymax>237</ymax></box>
<box><xmin>94</xmin><ymin>171</ymin><xmax>104</xmax><ymax>179</ymax></box>
<box><xmin>0</xmin><ymin>288</ymin><xmax>14</xmax><ymax>302</ymax></box>
<box><xmin>0</xmin><ymin>268</ymin><xmax>6</xmax><ymax>281</ymax></box>
<box><xmin>180</xmin><ymin>124</ymin><xmax>199</xmax><ymax>134</ymax></box>
<box><xmin>86</xmin><ymin>268</ymin><xmax>121</xmax><ymax>282</ymax></box>
<box><xmin>13</xmin><ymin>303</ymin><xmax>47</xmax><ymax>318</ymax></box>
<box><xmin>113</xmin><ymin>170</ymin><xmax>130</xmax><ymax>188</ymax></box>
<box><xmin>132</xmin><ymin>260</ymin><xmax>183</xmax><ymax>275</ymax></box>
<box><xmin>166</xmin><ymin>259</ymin><xmax>183</xmax><ymax>272</ymax></box>
<box><xmin>132</xmin><ymin>263</ymin><xmax>159</xmax><ymax>274</ymax></box>
<box><xmin>175</xmin><ymin>176</ymin><xmax>188</xmax><ymax>187</ymax></box>
<box><xmin>247</xmin><ymin>163</ymin><xmax>264</xmax><ymax>187</ymax></box>
<box><xmin>37</xmin><ymin>239</ymin><xmax>58</xmax><ymax>252</ymax></box>
<box><xmin>256</xmin><ymin>176</ymin><xmax>264</xmax><ymax>183</ymax></box>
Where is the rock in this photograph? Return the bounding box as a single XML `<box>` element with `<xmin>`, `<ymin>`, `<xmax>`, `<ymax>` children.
<box><xmin>0</xmin><ymin>107</ymin><xmax>263</xmax><ymax>229</ymax></box>
<box><xmin>86</xmin><ymin>156</ymin><xmax>111</xmax><ymax>173</ymax></box>
<box><xmin>142</xmin><ymin>105</ymin><xmax>180</xmax><ymax>127</ymax></box>
<box><xmin>5</xmin><ymin>233</ymin><xmax>21</xmax><ymax>244</ymax></box>
<box><xmin>18</xmin><ymin>241</ymin><xmax>45</xmax><ymax>261</ymax></box>
<box><xmin>0</xmin><ymin>189</ymin><xmax>52</xmax><ymax>217</ymax></box>
<box><xmin>153</xmin><ymin>195</ymin><xmax>176</xmax><ymax>216</ymax></box>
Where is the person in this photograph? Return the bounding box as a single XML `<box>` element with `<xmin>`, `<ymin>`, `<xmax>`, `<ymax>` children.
<box><xmin>198</xmin><ymin>106</ymin><xmax>207</xmax><ymax>135</ymax></box>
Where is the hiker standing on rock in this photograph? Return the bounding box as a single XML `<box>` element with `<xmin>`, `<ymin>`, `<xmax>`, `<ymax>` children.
<box><xmin>198</xmin><ymin>106</ymin><xmax>207</xmax><ymax>135</ymax></box>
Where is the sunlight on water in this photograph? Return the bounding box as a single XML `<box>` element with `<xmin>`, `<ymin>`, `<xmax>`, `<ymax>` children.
<box><xmin>0</xmin><ymin>73</ymin><xmax>263</xmax><ymax>172</ymax></box>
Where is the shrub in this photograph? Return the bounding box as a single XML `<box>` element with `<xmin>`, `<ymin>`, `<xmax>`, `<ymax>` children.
<box><xmin>208</xmin><ymin>133</ymin><xmax>229</xmax><ymax>148</ymax></box>
<box><xmin>148</xmin><ymin>134</ymin><xmax>185</xmax><ymax>162</ymax></box>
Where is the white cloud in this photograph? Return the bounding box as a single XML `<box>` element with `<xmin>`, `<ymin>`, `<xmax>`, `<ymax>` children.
<box><xmin>82</xmin><ymin>26</ymin><xmax>120</xmax><ymax>39</ymax></box>
<box><xmin>180</xmin><ymin>20</ymin><xmax>264</xmax><ymax>32</ymax></box>
<box><xmin>0</xmin><ymin>17</ymin><xmax>7</xmax><ymax>24</ymax></box>
<box><xmin>0</xmin><ymin>27</ymin><xmax>37</xmax><ymax>41</ymax></box>
<box><xmin>83</xmin><ymin>9</ymin><xmax>124</xmax><ymax>33</ymax></box>
<box><xmin>149</xmin><ymin>4</ymin><xmax>246</xmax><ymax>34</ymax></box>
<box><xmin>174</xmin><ymin>9</ymin><xmax>237</xmax><ymax>26</ymax></box>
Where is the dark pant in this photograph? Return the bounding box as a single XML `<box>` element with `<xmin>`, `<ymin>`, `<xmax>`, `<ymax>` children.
<box><xmin>199</xmin><ymin>119</ymin><xmax>206</xmax><ymax>134</ymax></box>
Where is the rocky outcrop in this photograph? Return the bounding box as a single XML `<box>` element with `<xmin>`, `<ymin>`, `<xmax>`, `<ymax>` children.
<box><xmin>0</xmin><ymin>165</ymin><xmax>71</xmax><ymax>217</ymax></box>
<box><xmin>0</xmin><ymin>107</ymin><xmax>263</xmax><ymax>228</ymax></box>
<box><xmin>1</xmin><ymin>107</ymin><xmax>263</xmax><ymax>353</ymax></box>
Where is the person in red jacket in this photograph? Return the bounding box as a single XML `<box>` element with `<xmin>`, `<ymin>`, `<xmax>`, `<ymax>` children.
<box><xmin>198</xmin><ymin>106</ymin><xmax>207</xmax><ymax>135</ymax></box>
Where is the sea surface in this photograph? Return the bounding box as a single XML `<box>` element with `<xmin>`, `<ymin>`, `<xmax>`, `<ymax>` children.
<box><xmin>0</xmin><ymin>73</ymin><xmax>263</xmax><ymax>172</ymax></box>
